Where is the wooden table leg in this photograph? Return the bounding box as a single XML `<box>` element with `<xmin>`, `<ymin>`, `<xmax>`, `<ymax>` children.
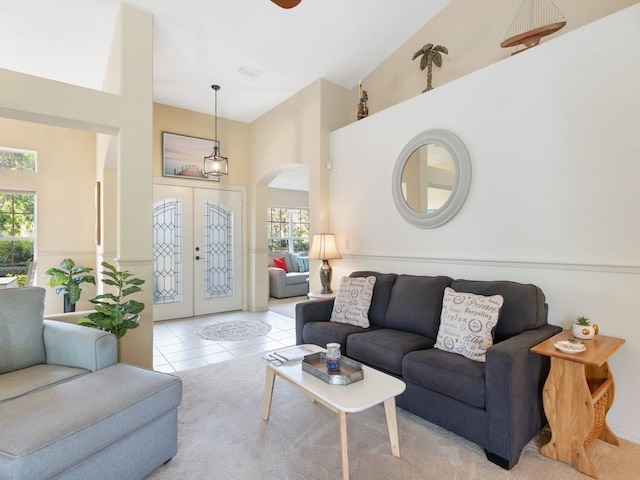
<box><xmin>384</xmin><ymin>397</ymin><xmax>401</xmax><ymax>457</ymax></box>
<box><xmin>262</xmin><ymin>366</ymin><xmax>276</xmax><ymax>421</ymax></box>
<box><xmin>339</xmin><ymin>410</ymin><xmax>349</xmax><ymax>480</ymax></box>
<box><xmin>540</xmin><ymin>357</ymin><xmax>598</xmax><ymax>478</ymax></box>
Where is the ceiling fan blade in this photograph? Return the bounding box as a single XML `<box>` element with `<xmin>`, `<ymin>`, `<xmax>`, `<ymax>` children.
<box><xmin>271</xmin><ymin>0</ymin><xmax>302</xmax><ymax>9</ymax></box>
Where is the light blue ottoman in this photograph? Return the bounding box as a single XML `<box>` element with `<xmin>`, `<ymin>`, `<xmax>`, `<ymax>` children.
<box><xmin>0</xmin><ymin>363</ymin><xmax>182</xmax><ymax>480</ymax></box>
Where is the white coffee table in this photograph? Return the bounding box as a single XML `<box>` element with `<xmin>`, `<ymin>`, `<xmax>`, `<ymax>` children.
<box><xmin>262</xmin><ymin>344</ymin><xmax>406</xmax><ymax>480</ymax></box>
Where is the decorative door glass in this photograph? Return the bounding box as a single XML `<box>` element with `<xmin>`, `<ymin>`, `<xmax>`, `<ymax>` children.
<box><xmin>153</xmin><ymin>196</ymin><xmax>183</xmax><ymax>305</ymax></box>
<box><xmin>203</xmin><ymin>200</ymin><xmax>233</xmax><ymax>299</ymax></box>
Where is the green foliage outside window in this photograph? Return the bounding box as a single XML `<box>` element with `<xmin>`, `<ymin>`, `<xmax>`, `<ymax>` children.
<box><xmin>0</xmin><ymin>192</ymin><xmax>35</xmax><ymax>279</ymax></box>
<box><xmin>0</xmin><ymin>148</ymin><xmax>36</xmax><ymax>172</ymax></box>
<box><xmin>267</xmin><ymin>207</ymin><xmax>309</xmax><ymax>253</ymax></box>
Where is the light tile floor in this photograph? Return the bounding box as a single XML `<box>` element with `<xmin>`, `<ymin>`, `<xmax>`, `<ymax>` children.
<box><xmin>152</xmin><ymin>309</ymin><xmax>297</xmax><ymax>373</ymax></box>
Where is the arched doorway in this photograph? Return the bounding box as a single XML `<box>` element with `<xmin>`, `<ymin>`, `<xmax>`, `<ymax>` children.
<box><xmin>256</xmin><ymin>165</ymin><xmax>309</xmax><ymax>311</ymax></box>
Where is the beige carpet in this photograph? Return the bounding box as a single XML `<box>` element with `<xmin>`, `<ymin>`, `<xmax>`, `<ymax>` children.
<box><xmin>268</xmin><ymin>296</ymin><xmax>308</xmax><ymax>319</ymax></box>
<box><xmin>147</xmin><ymin>355</ymin><xmax>640</xmax><ymax>480</ymax></box>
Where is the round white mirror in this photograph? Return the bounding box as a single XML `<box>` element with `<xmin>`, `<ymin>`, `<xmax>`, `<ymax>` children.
<box><xmin>392</xmin><ymin>129</ymin><xmax>471</xmax><ymax>228</ymax></box>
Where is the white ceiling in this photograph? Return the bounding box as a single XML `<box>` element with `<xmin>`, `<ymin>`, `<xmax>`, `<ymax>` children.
<box><xmin>0</xmin><ymin>0</ymin><xmax>450</xmax><ymax>124</ymax></box>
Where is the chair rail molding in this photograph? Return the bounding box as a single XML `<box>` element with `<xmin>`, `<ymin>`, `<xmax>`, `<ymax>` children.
<box><xmin>341</xmin><ymin>253</ymin><xmax>640</xmax><ymax>275</ymax></box>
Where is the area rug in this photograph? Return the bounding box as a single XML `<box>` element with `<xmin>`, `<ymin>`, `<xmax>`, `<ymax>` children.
<box><xmin>196</xmin><ymin>320</ymin><xmax>271</xmax><ymax>341</ymax></box>
<box><xmin>146</xmin><ymin>355</ymin><xmax>640</xmax><ymax>480</ymax></box>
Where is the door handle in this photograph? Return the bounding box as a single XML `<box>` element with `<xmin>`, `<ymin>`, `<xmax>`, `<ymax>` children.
<box><xmin>195</xmin><ymin>255</ymin><xmax>201</xmax><ymax>260</ymax></box>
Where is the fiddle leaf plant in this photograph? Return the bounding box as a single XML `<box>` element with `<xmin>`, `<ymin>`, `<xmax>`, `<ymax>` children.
<box><xmin>45</xmin><ymin>258</ymin><xmax>95</xmax><ymax>310</ymax></box>
<box><xmin>78</xmin><ymin>261</ymin><xmax>145</xmax><ymax>339</ymax></box>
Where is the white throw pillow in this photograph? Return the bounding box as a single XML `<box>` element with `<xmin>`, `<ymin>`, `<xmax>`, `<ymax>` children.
<box><xmin>435</xmin><ymin>287</ymin><xmax>504</xmax><ymax>362</ymax></box>
<box><xmin>330</xmin><ymin>276</ymin><xmax>376</xmax><ymax>328</ymax></box>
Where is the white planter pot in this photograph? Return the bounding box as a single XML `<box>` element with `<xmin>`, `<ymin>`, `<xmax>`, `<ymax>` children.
<box><xmin>572</xmin><ymin>323</ymin><xmax>596</xmax><ymax>340</ymax></box>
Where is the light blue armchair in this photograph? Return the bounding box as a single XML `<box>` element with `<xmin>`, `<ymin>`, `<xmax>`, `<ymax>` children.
<box><xmin>0</xmin><ymin>287</ymin><xmax>117</xmax><ymax>391</ymax></box>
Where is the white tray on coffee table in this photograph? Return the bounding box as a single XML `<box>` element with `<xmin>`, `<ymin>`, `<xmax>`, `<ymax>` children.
<box><xmin>261</xmin><ymin>344</ymin><xmax>406</xmax><ymax>480</ymax></box>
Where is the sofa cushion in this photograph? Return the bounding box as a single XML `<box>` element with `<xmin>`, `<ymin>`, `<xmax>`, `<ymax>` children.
<box><xmin>450</xmin><ymin>279</ymin><xmax>546</xmax><ymax>342</ymax></box>
<box><xmin>349</xmin><ymin>271</ymin><xmax>398</xmax><ymax>327</ymax></box>
<box><xmin>0</xmin><ymin>287</ymin><xmax>47</xmax><ymax>375</ymax></box>
<box><xmin>331</xmin><ymin>276</ymin><xmax>376</xmax><ymax>328</ymax></box>
<box><xmin>296</xmin><ymin>256</ymin><xmax>309</xmax><ymax>272</ymax></box>
<box><xmin>403</xmin><ymin>348</ymin><xmax>486</xmax><ymax>409</ymax></box>
<box><xmin>0</xmin><ymin>364</ymin><xmax>88</xmax><ymax>402</ymax></box>
<box><xmin>302</xmin><ymin>321</ymin><xmax>380</xmax><ymax>353</ymax></box>
<box><xmin>347</xmin><ymin>329</ymin><xmax>434</xmax><ymax>376</ymax></box>
<box><xmin>435</xmin><ymin>287</ymin><xmax>504</xmax><ymax>362</ymax></box>
<box><xmin>0</xmin><ymin>363</ymin><xmax>182</xmax><ymax>480</ymax></box>
<box><xmin>285</xmin><ymin>272</ymin><xmax>309</xmax><ymax>285</ymax></box>
<box><xmin>385</xmin><ymin>275</ymin><xmax>453</xmax><ymax>338</ymax></box>
<box><xmin>273</xmin><ymin>256</ymin><xmax>288</xmax><ymax>272</ymax></box>
<box><xmin>269</xmin><ymin>253</ymin><xmax>296</xmax><ymax>272</ymax></box>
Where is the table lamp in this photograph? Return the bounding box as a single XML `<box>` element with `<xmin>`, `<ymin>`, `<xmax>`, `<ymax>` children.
<box><xmin>308</xmin><ymin>233</ymin><xmax>342</xmax><ymax>294</ymax></box>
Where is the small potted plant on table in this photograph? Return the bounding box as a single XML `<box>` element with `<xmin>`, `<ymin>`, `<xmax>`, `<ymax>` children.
<box><xmin>572</xmin><ymin>316</ymin><xmax>598</xmax><ymax>340</ymax></box>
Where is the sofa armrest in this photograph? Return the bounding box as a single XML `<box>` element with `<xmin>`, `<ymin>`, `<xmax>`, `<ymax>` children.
<box><xmin>268</xmin><ymin>267</ymin><xmax>288</xmax><ymax>298</ymax></box>
<box><xmin>43</xmin><ymin>319</ymin><xmax>117</xmax><ymax>372</ymax></box>
<box><xmin>295</xmin><ymin>299</ymin><xmax>335</xmax><ymax>345</ymax></box>
<box><xmin>484</xmin><ymin>324</ymin><xmax>562</xmax><ymax>467</ymax></box>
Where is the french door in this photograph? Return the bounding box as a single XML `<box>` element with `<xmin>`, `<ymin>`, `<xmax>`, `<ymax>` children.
<box><xmin>152</xmin><ymin>184</ymin><xmax>243</xmax><ymax>321</ymax></box>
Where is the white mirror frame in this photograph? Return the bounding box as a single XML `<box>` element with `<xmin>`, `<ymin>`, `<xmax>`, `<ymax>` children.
<box><xmin>392</xmin><ymin>129</ymin><xmax>471</xmax><ymax>228</ymax></box>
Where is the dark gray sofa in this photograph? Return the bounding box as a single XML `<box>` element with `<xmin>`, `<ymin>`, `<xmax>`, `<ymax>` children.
<box><xmin>295</xmin><ymin>271</ymin><xmax>562</xmax><ymax>470</ymax></box>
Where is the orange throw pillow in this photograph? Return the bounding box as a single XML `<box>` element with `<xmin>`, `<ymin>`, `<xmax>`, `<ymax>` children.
<box><xmin>273</xmin><ymin>257</ymin><xmax>288</xmax><ymax>272</ymax></box>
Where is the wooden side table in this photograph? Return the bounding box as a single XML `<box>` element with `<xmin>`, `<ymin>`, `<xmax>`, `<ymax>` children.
<box><xmin>531</xmin><ymin>330</ymin><xmax>625</xmax><ymax>478</ymax></box>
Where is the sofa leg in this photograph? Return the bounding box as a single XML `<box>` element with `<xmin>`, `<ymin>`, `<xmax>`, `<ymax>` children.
<box><xmin>484</xmin><ymin>450</ymin><xmax>519</xmax><ymax>470</ymax></box>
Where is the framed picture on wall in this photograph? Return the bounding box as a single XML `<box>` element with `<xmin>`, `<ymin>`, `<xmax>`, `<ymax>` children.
<box><xmin>162</xmin><ymin>132</ymin><xmax>220</xmax><ymax>182</ymax></box>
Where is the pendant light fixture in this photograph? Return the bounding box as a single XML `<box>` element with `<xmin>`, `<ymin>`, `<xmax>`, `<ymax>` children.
<box><xmin>204</xmin><ymin>84</ymin><xmax>229</xmax><ymax>179</ymax></box>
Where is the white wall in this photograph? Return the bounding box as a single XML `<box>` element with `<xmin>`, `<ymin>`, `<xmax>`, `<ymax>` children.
<box><xmin>268</xmin><ymin>188</ymin><xmax>309</xmax><ymax>208</ymax></box>
<box><xmin>0</xmin><ymin>118</ymin><xmax>98</xmax><ymax>312</ymax></box>
<box><xmin>329</xmin><ymin>5</ymin><xmax>640</xmax><ymax>442</ymax></box>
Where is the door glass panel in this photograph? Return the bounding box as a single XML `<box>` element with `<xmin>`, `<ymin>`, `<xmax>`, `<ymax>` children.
<box><xmin>153</xmin><ymin>196</ymin><xmax>183</xmax><ymax>305</ymax></box>
<box><xmin>203</xmin><ymin>200</ymin><xmax>233</xmax><ymax>299</ymax></box>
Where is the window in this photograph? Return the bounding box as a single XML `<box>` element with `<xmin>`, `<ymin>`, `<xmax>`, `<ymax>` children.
<box><xmin>268</xmin><ymin>207</ymin><xmax>309</xmax><ymax>253</ymax></box>
<box><xmin>0</xmin><ymin>147</ymin><xmax>37</xmax><ymax>172</ymax></box>
<box><xmin>0</xmin><ymin>191</ymin><xmax>35</xmax><ymax>279</ymax></box>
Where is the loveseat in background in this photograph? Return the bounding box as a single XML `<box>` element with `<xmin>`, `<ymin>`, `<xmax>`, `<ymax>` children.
<box><xmin>0</xmin><ymin>287</ymin><xmax>182</xmax><ymax>480</ymax></box>
<box><xmin>268</xmin><ymin>252</ymin><xmax>309</xmax><ymax>298</ymax></box>
<box><xmin>295</xmin><ymin>271</ymin><xmax>562</xmax><ymax>470</ymax></box>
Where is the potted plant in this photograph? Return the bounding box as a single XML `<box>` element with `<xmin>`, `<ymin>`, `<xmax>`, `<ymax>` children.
<box><xmin>572</xmin><ymin>315</ymin><xmax>598</xmax><ymax>340</ymax></box>
<box><xmin>78</xmin><ymin>261</ymin><xmax>145</xmax><ymax>339</ymax></box>
<box><xmin>45</xmin><ymin>258</ymin><xmax>95</xmax><ymax>312</ymax></box>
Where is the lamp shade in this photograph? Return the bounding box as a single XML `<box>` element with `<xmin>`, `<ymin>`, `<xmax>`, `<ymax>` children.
<box><xmin>308</xmin><ymin>233</ymin><xmax>341</xmax><ymax>260</ymax></box>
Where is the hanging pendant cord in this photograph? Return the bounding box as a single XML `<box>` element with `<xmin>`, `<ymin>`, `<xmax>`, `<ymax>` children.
<box><xmin>214</xmin><ymin>88</ymin><xmax>218</xmax><ymax>143</ymax></box>
<box><xmin>212</xmin><ymin>84</ymin><xmax>221</xmax><ymax>146</ymax></box>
